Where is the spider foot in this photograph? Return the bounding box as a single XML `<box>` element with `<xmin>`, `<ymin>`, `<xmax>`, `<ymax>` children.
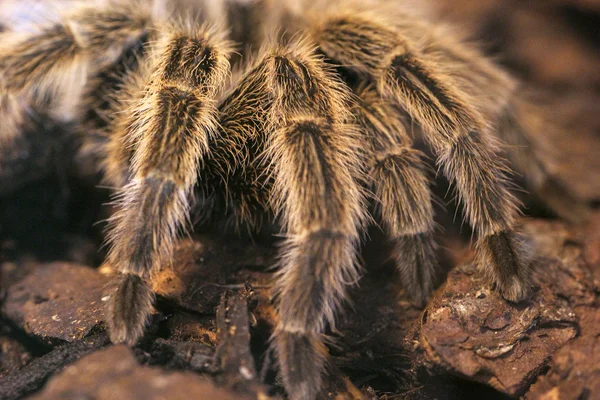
<box><xmin>499</xmin><ymin>275</ymin><xmax>531</xmax><ymax>303</ymax></box>
<box><xmin>393</xmin><ymin>233</ymin><xmax>438</xmax><ymax>308</ymax></box>
<box><xmin>478</xmin><ymin>230</ymin><xmax>531</xmax><ymax>303</ymax></box>
<box><xmin>273</xmin><ymin>330</ymin><xmax>328</xmax><ymax>400</ymax></box>
<box><xmin>107</xmin><ymin>273</ymin><xmax>154</xmax><ymax>346</ymax></box>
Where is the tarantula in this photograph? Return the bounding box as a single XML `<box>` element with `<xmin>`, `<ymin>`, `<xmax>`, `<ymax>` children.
<box><xmin>0</xmin><ymin>0</ymin><xmax>585</xmax><ymax>398</ymax></box>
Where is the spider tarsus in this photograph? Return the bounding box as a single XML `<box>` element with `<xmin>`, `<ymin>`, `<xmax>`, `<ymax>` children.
<box><xmin>273</xmin><ymin>330</ymin><xmax>328</xmax><ymax>400</ymax></box>
<box><xmin>478</xmin><ymin>230</ymin><xmax>531</xmax><ymax>303</ymax></box>
<box><xmin>107</xmin><ymin>273</ymin><xmax>154</xmax><ymax>346</ymax></box>
<box><xmin>501</xmin><ymin>276</ymin><xmax>531</xmax><ymax>303</ymax></box>
<box><xmin>393</xmin><ymin>233</ymin><xmax>438</xmax><ymax>307</ymax></box>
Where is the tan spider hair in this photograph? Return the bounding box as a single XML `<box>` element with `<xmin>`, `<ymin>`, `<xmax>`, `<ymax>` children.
<box><xmin>0</xmin><ymin>1</ymin><xmax>586</xmax><ymax>399</ymax></box>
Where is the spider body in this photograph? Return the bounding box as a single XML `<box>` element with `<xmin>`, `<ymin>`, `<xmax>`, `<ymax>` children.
<box><xmin>0</xmin><ymin>1</ymin><xmax>582</xmax><ymax>398</ymax></box>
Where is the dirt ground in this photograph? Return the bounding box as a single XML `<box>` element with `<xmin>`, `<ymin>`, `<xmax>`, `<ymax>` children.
<box><xmin>1</xmin><ymin>1</ymin><xmax>600</xmax><ymax>399</ymax></box>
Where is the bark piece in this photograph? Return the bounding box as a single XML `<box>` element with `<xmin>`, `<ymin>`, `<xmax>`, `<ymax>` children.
<box><xmin>418</xmin><ymin>218</ymin><xmax>600</xmax><ymax>396</ymax></box>
<box><xmin>526</xmin><ymin>306</ymin><xmax>600</xmax><ymax>400</ymax></box>
<box><xmin>0</xmin><ymin>336</ymin><xmax>32</xmax><ymax>377</ymax></box>
<box><xmin>151</xmin><ymin>236</ymin><xmax>275</xmax><ymax>314</ymax></box>
<box><xmin>420</xmin><ymin>265</ymin><xmax>577</xmax><ymax>396</ymax></box>
<box><xmin>2</xmin><ymin>263</ymin><xmax>109</xmax><ymax>344</ymax></box>
<box><xmin>525</xmin><ymin>214</ymin><xmax>600</xmax><ymax>399</ymax></box>
<box><xmin>213</xmin><ymin>288</ymin><xmax>267</xmax><ymax>396</ymax></box>
<box><xmin>27</xmin><ymin>345</ymin><xmax>256</xmax><ymax>400</ymax></box>
<box><xmin>0</xmin><ymin>333</ymin><xmax>110</xmax><ymax>400</ymax></box>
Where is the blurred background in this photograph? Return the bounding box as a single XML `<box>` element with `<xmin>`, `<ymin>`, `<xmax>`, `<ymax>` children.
<box><xmin>432</xmin><ymin>0</ymin><xmax>600</xmax><ymax>202</ymax></box>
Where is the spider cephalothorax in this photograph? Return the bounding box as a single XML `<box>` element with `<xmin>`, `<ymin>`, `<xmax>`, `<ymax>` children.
<box><xmin>0</xmin><ymin>0</ymin><xmax>583</xmax><ymax>398</ymax></box>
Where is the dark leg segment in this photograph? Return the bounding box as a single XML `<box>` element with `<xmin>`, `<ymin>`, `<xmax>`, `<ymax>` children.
<box><xmin>354</xmin><ymin>85</ymin><xmax>437</xmax><ymax>306</ymax></box>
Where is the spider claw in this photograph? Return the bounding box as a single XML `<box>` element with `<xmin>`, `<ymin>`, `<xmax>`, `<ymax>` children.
<box><xmin>478</xmin><ymin>230</ymin><xmax>531</xmax><ymax>304</ymax></box>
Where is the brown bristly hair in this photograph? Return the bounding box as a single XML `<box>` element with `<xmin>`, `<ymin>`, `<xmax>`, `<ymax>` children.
<box><xmin>106</xmin><ymin>22</ymin><xmax>233</xmax><ymax>346</ymax></box>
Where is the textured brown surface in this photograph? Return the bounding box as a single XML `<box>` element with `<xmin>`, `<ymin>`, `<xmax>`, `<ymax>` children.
<box><xmin>2</xmin><ymin>263</ymin><xmax>109</xmax><ymax>344</ymax></box>
<box><xmin>27</xmin><ymin>346</ymin><xmax>255</xmax><ymax>400</ymax></box>
<box><xmin>524</xmin><ymin>215</ymin><xmax>600</xmax><ymax>399</ymax></box>
<box><xmin>420</xmin><ymin>265</ymin><xmax>578</xmax><ymax>396</ymax></box>
<box><xmin>151</xmin><ymin>236</ymin><xmax>275</xmax><ymax>314</ymax></box>
<box><xmin>1</xmin><ymin>220</ymin><xmax>599</xmax><ymax>398</ymax></box>
<box><xmin>418</xmin><ymin>215</ymin><xmax>600</xmax><ymax>397</ymax></box>
<box><xmin>526</xmin><ymin>306</ymin><xmax>600</xmax><ymax>400</ymax></box>
<box><xmin>213</xmin><ymin>289</ymin><xmax>268</xmax><ymax>395</ymax></box>
<box><xmin>0</xmin><ymin>336</ymin><xmax>31</xmax><ymax>377</ymax></box>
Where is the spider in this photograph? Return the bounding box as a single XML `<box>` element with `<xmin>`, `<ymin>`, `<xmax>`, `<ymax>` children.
<box><xmin>0</xmin><ymin>0</ymin><xmax>585</xmax><ymax>398</ymax></box>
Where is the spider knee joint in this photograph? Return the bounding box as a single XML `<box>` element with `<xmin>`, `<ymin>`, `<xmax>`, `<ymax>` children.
<box><xmin>270</xmin><ymin>54</ymin><xmax>317</xmax><ymax>97</ymax></box>
<box><xmin>372</xmin><ymin>146</ymin><xmax>423</xmax><ymax>169</ymax></box>
<box><xmin>283</xmin><ymin>119</ymin><xmax>330</xmax><ymax>142</ymax></box>
<box><xmin>161</xmin><ymin>36</ymin><xmax>218</xmax><ymax>85</ymax></box>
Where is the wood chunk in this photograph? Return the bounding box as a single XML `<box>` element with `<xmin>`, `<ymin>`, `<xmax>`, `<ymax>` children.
<box><xmin>151</xmin><ymin>236</ymin><xmax>275</xmax><ymax>314</ymax></box>
<box><xmin>526</xmin><ymin>306</ymin><xmax>600</xmax><ymax>400</ymax></box>
<box><xmin>524</xmin><ymin>215</ymin><xmax>600</xmax><ymax>399</ymax></box>
<box><xmin>0</xmin><ymin>336</ymin><xmax>32</xmax><ymax>377</ymax></box>
<box><xmin>418</xmin><ymin>218</ymin><xmax>600</xmax><ymax>396</ymax></box>
<box><xmin>420</xmin><ymin>265</ymin><xmax>577</xmax><ymax>396</ymax></box>
<box><xmin>148</xmin><ymin>338</ymin><xmax>215</xmax><ymax>373</ymax></box>
<box><xmin>2</xmin><ymin>263</ymin><xmax>109</xmax><ymax>344</ymax></box>
<box><xmin>0</xmin><ymin>333</ymin><xmax>110</xmax><ymax>400</ymax></box>
<box><xmin>213</xmin><ymin>288</ymin><xmax>267</xmax><ymax>396</ymax></box>
<box><xmin>27</xmin><ymin>345</ymin><xmax>256</xmax><ymax>400</ymax></box>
